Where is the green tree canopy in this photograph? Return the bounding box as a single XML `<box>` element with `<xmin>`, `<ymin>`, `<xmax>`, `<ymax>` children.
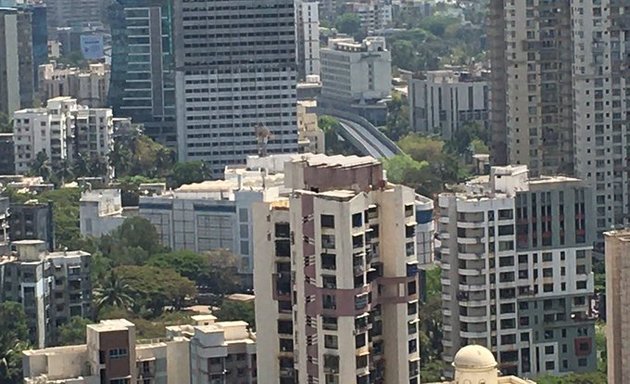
<box><xmin>115</xmin><ymin>265</ymin><xmax>197</xmax><ymax>315</ymax></box>
<box><xmin>99</xmin><ymin>217</ymin><xmax>166</xmax><ymax>265</ymax></box>
<box><xmin>168</xmin><ymin>161</ymin><xmax>212</xmax><ymax>189</ymax></box>
<box><xmin>110</xmin><ymin>133</ymin><xmax>174</xmax><ymax>179</ymax></box>
<box><xmin>203</xmin><ymin>250</ymin><xmax>242</xmax><ymax>294</ymax></box>
<box><xmin>38</xmin><ymin>188</ymin><xmax>82</xmax><ymax>250</ymax></box>
<box><xmin>148</xmin><ymin>250</ymin><xmax>210</xmax><ymax>285</ymax></box>
<box><xmin>0</xmin><ymin>302</ymin><xmax>29</xmax><ymax>384</ymax></box>
<box><xmin>335</xmin><ymin>13</ymin><xmax>362</xmax><ymax>37</ymax></box>
<box><xmin>215</xmin><ymin>300</ymin><xmax>256</xmax><ymax>330</ymax></box>
<box><xmin>56</xmin><ymin>317</ymin><xmax>91</xmax><ymax>346</ymax></box>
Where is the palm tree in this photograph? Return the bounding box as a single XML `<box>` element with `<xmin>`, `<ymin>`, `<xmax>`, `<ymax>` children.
<box><xmin>53</xmin><ymin>159</ymin><xmax>74</xmax><ymax>186</ymax></box>
<box><xmin>29</xmin><ymin>150</ymin><xmax>52</xmax><ymax>181</ymax></box>
<box><xmin>94</xmin><ymin>270</ymin><xmax>134</xmax><ymax>315</ymax></box>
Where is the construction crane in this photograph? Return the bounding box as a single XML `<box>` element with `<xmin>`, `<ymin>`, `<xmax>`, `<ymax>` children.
<box><xmin>255</xmin><ymin>123</ymin><xmax>271</xmax><ymax>157</ymax></box>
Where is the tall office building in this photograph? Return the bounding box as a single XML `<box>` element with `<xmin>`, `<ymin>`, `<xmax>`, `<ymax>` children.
<box><xmin>604</xmin><ymin>229</ymin><xmax>630</xmax><ymax>384</ymax></box>
<box><xmin>489</xmin><ymin>1</ymin><xmax>630</xmax><ymax>245</ymax></box>
<box><xmin>0</xmin><ymin>7</ymin><xmax>34</xmax><ymax>115</ymax></box>
<box><xmin>295</xmin><ymin>0</ymin><xmax>321</xmax><ymax>79</ymax></box>
<box><xmin>0</xmin><ymin>240</ymin><xmax>92</xmax><ymax>348</ymax></box>
<box><xmin>46</xmin><ymin>0</ymin><xmax>103</xmax><ymax>35</ymax></box>
<box><xmin>108</xmin><ymin>0</ymin><xmax>177</xmax><ymax>148</ymax></box>
<box><xmin>254</xmin><ymin>154</ymin><xmax>434</xmax><ymax>384</ymax></box>
<box><xmin>173</xmin><ymin>0</ymin><xmax>298</xmax><ymax>175</ymax></box>
<box><xmin>438</xmin><ymin>165</ymin><xmax>596</xmax><ymax>378</ymax></box>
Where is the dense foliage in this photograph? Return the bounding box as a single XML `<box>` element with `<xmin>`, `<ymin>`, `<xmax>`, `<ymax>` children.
<box><xmin>388</xmin><ymin>5</ymin><xmax>486</xmax><ymax>72</ymax></box>
<box><xmin>0</xmin><ymin>302</ymin><xmax>29</xmax><ymax>384</ymax></box>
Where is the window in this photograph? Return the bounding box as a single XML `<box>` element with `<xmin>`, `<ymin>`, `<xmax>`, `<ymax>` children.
<box><xmin>542</xmin><ymin>252</ymin><xmax>552</xmax><ymax>262</ymax></box>
<box><xmin>108</xmin><ymin>348</ymin><xmax>128</xmax><ymax>358</ymax></box>
<box><xmin>352</xmin><ymin>213</ymin><xmax>363</xmax><ymax>227</ymax></box>
<box><xmin>323</xmin><ymin>294</ymin><xmax>336</xmax><ymax>310</ymax></box>
<box><xmin>545</xmin><ymin>345</ymin><xmax>554</xmax><ymax>355</ymax></box>
<box><xmin>408</xmin><ymin>338</ymin><xmax>417</xmax><ymax>353</ymax></box>
<box><xmin>545</xmin><ymin>361</ymin><xmax>555</xmax><ymax>370</ymax></box>
<box><xmin>322</xmin><ymin>234</ymin><xmax>335</xmax><ymax>249</ymax></box>
<box><xmin>576</xmin><ymin>281</ymin><xmax>587</xmax><ymax>290</ymax></box>
<box><xmin>355</xmin><ymin>333</ymin><xmax>366</xmax><ymax>348</ymax></box>
<box><xmin>321</xmin><ymin>253</ymin><xmax>336</xmax><ymax>270</ymax></box>
<box><xmin>323</xmin><ymin>275</ymin><xmax>336</xmax><ymax>289</ymax></box>
<box><xmin>321</xmin><ymin>214</ymin><xmax>335</xmax><ymax>228</ymax></box>
<box><xmin>324</xmin><ymin>335</ymin><xmax>338</xmax><ymax>349</ymax></box>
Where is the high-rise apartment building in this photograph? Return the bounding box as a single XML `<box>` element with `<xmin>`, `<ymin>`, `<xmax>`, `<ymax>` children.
<box><xmin>344</xmin><ymin>0</ymin><xmax>393</xmax><ymax>35</ymax></box>
<box><xmin>39</xmin><ymin>63</ymin><xmax>111</xmax><ymax>108</ymax></box>
<box><xmin>108</xmin><ymin>0</ymin><xmax>177</xmax><ymax>148</ymax></box>
<box><xmin>408</xmin><ymin>69</ymin><xmax>489</xmax><ymax>140</ymax></box>
<box><xmin>0</xmin><ymin>7</ymin><xmax>34</xmax><ymax>115</ymax></box>
<box><xmin>0</xmin><ymin>240</ymin><xmax>92</xmax><ymax>348</ymax></box>
<box><xmin>173</xmin><ymin>0</ymin><xmax>298</xmax><ymax>175</ymax></box>
<box><xmin>571</xmin><ymin>2</ymin><xmax>630</xmax><ymax>243</ymax></box>
<box><xmin>488</xmin><ymin>0</ymin><xmax>573</xmax><ymax>176</ymax></box>
<box><xmin>438</xmin><ymin>165</ymin><xmax>596</xmax><ymax>378</ymax></box>
<box><xmin>13</xmin><ymin>97</ymin><xmax>113</xmax><ymax>174</ymax></box>
<box><xmin>604</xmin><ymin>229</ymin><xmax>630</xmax><ymax>384</ymax></box>
<box><xmin>254</xmin><ymin>154</ymin><xmax>434</xmax><ymax>384</ymax></box>
<box><xmin>296</xmin><ymin>0</ymin><xmax>321</xmax><ymax>79</ymax></box>
<box><xmin>489</xmin><ymin>1</ymin><xmax>630</xmax><ymax>245</ymax></box>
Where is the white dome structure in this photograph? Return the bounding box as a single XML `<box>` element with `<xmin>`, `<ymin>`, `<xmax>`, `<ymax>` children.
<box><xmin>453</xmin><ymin>345</ymin><xmax>499</xmax><ymax>384</ymax></box>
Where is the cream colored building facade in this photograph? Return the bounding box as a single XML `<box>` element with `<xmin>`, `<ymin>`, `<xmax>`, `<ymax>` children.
<box><xmin>23</xmin><ymin>315</ymin><xmax>256</xmax><ymax>384</ymax></box>
<box><xmin>428</xmin><ymin>345</ymin><xmax>536</xmax><ymax>384</ymax></box>
<box><xmin>604</xmin><ymin>229</ymin><xmax>630</xmax><ymax>384</ymax></box>
<box><xmin>38</xmin><ymin>63</ymin><xmax>110</xmax><ymax>108</ymax></box>
<box><xmin>254</xmin><ymin>154</ymin><xmax>434</xmax><ymax>384</ymax></box>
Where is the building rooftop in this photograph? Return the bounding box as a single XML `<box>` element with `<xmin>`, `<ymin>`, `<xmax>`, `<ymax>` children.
<box><xmin>604</xmin><ymin>229</ymin><xmax>630</xmax><ymax>241</ymax></box>
<box><xmin>292</xmin><ymin>153</ymin><xmax>379</xmax><ymax>169</ymax></box>
<box><xmin>87</xmin><ymin>319</ymin><xmax>134</xmax><ymax>333</ymax></box>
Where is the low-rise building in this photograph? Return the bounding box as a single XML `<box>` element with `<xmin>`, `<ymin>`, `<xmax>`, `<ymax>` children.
<box><xmin>38</xmin><ymin>63</ymin><xmax>110</xmax><ymax>107</ymax></box>
<box><xmin>23</xmin><ymin>316</ymin><xmax>257</xmax><ymax>384</ymax></box>
<box><xmin>0</xmin><ymin>240</ymin><xmax>91</xmax><ymax>348</ymax></box>
<box><xmin>79</xmin><ymin>189</ymin><xmax>127</xmax><ymax>238</ymax></box>
<box><xmin>409</xmin><ymin>69</ymin><xmax>489</xmax><ymax>140</ymax></box>
<box><xmin>139</xmin><ymin>160</ymin><xmax>284</xmax><ymax>284</ymax></box>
